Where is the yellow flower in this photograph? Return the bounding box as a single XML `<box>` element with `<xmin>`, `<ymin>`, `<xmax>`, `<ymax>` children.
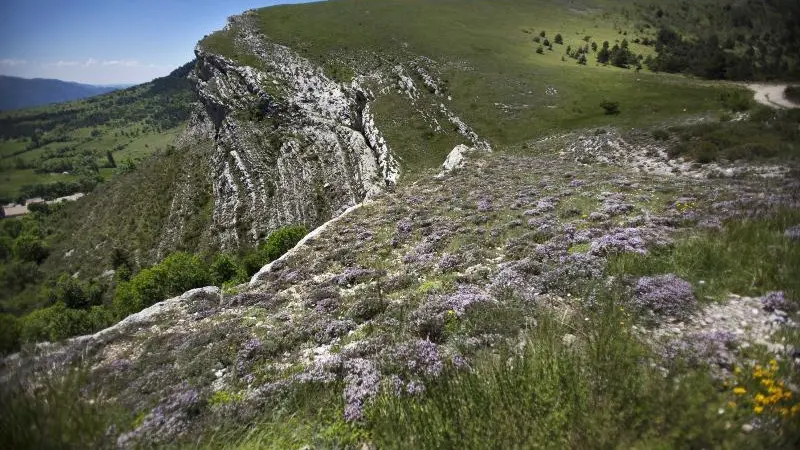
<box><xmin>733</xmin><ymin>387</ymin><xmax>747</xmax><ymax>395</ymax></box>
<box><xmin>734</xmin><ymin>366</ymin><xmax>742</xmax><ymax>375</ymax></box>
<box><xmin>754</xmin><ymin>393</ymin><xmax>766</xmax><ymax>404</ymax></box>
<box><xmin>769</xmin><ymin>359</ymin><xmax>778</xmax><ymax>368</ymax></box>
<box><xmin>754</xmin><ymin>405</ymin><xmax>764</xmax><ymax>414</ymax></box>
<box><xmin>727</xmin><ymin>401</ymin><xmax>737</xmax><ymax>409</ymax></box>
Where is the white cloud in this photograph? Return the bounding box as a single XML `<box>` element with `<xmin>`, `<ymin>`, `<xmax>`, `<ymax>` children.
<box><xmin>0</xmin><ymin>58</ymin><xmax>27</xmax><ymax>67</ymax></box>
<box><xmin>51</xmin><ymin>60</ymin><xmax>80</xmax><ymax>67</ymax></box>
<box><xmin>102</xmin><ymin>59</ymin><xmax>140</xmax><ymax>67</ymax></box>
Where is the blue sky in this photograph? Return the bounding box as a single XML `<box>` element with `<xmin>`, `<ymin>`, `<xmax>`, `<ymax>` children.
<box><xmin>0</xmin><ymin>0</ymin><xmax>312</xmax><ymax>84</ymax></box>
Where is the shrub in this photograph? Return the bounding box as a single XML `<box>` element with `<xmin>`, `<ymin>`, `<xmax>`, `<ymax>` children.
<box><xmin>0</xmin><ymin>313</ymin><xmax>20</xmax><ymax>355</ymax></box>
<box><xmin>211</xmin><ymin>253</ymin><xmax>247</xmax><ymax>285</ymax></box>
<box><xmin>600</xmin><ymin>100</ymin><xmax>620</xmax><ymax>115</ymax></box>
<box><xmin>535</xmin><ymin>46</ymin><xmax>544</xmax><ymax>54</ymax></box>
<box><xmin>652</xmin><ymin>129</ymin><xmax>670</xmax><ymax>141</ymax></box>
<box><xmin>12</xmin><ymin>234</ymin><xmax>49</xmax><ymax>263</ymax></box>
<box><xmin>554</xmin><ymin>33</ymin><xmax>563</xmax><ymax>44</ymax></box>
<box><xmin>719</xmin><ymin>90</ymin><xmax>751</xmax><ymax>112</ymax></box>
<box><xmin>19</xmin><ymin>303</ymin><xmax>92</xmax><ymax>343</ymax></box>
<box><xmin>113</xmin><ymin>252</ymin><xmax>212</xmax><ymax>317</ymax></box>
<box><xmin>784</xmin><ymin>85</ymin><xmax>800</xmax><ymax>104</ymax></box>
<box><xmin>633</xmin><ymin>274</ymin><xmax>696</xmax><ymax>320</ymax></box>
<box><xmin>243</xmin><ymin>224</ymin><xmax>308</xmax><ymax>275</ymax></box>
<box><xmin>48</xmin><ymin>273</ymin><xmax>101</xmax><ymax>310</ymax></box>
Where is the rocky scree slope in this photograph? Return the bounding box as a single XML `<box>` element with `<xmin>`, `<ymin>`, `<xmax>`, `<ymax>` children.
<box><xmin>3</xmin><ymin>133</ymin><xmax>799</xmax><ymax>446</ymax></box>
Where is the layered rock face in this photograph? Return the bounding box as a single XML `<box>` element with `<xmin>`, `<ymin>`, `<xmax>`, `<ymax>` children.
<box><xmin>184</xmin><ymin>14</ymin><xmax>399</xmax><ymax>248</ymax></box>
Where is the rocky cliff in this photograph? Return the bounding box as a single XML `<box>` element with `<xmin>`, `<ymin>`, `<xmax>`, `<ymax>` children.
<box><xmin>177</xmin><ymin>14</ymin><xmax>400</xmax><ymax>249</ymax></box>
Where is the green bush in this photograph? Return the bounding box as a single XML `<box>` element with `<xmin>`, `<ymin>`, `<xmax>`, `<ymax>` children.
<box><xmin>600</xmin><ymin>100</ymin><xmax>620</xmax><ymax>115</ymax></box>
<box><xmin>19</xmin><ymin>303</ymin><xmax>92</xmax><ymax>343</ymax></box>
<box><xmin>0</xmin><ymin>313</ymin><xmax>20</xmax><ymax>355</ymax></box>
<box><xmin>113</xmin><ymin>252</ymin><xmax>212</xmax><ymax>317</ymax></box>
<box><xmin>243</xmin><ymin>225</ymin><xmax>308</xmax><ymax>276</ymax></box>
<box><xmin>262</xmin><ymin>225</ymin><xmax>308</xmax><ymax>261</ymax></box>
<box><xmin>719</xmin><ymin>90</ymin><xmax>752</xmax><ymax>112</ymax></box>
<box><xmin>784</xmin><ymin>86</ymin><xmax>800</xmax><ymax>104</ymax></box>
<box><xmin>211</xmin><ymin>253</ymin><xmax>247</xmax><ymax>285</ymax></box>
<box><xmin>12</xmin><ymin>234</ymin><xmax>50</xmax><ymax>263</ymax></box>
<box><xmin>651</xmin><ymin>129</ymin><xmax>670</xmax><ymax>141</ymax></box>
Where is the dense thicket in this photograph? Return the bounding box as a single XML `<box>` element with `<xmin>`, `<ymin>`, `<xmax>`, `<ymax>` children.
<box><xmin>637</xmin><ymin>0</ymin><xmax>800</xmax><ymax>80</ymax></box>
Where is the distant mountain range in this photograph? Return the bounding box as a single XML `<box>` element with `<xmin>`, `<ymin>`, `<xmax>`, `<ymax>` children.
<box><xmin>0</xmin><ymin>75</ymin><xmax>133</xmax><ymax>111</ymax></box>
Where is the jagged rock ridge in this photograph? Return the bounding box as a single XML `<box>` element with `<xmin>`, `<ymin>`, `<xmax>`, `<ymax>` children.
<box><xmin>180</xmin><ymin>14</ymin><xmax>399</xmax><ymax>248</ymax></box>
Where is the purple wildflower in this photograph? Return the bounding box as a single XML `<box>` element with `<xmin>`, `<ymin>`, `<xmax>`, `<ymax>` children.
<box><xmin>760</xmin><ymin>291</ymin><xmax>788</xmax><ymax>312</ymax></box>
<box><xmin>236</xmin><ymin>338</ymin><xmax>263</xmax><ymax>376</ymax></box>
<box><xmin>477</xmin><ymin>198</ymin><xmax>493</xmax><ymax>212</ymax></box>
<box><xmin>343</xmin><ymin>358</ymin><xmax>381</xmax><ymax>421</ymax></box>
<box><xmin>590</xmin><ymin>228</ymin><xmax>648</xmax><ymax>255</ymax></box>
<box><xmin>633</xmin><ymin>274</ymin><xmax>696</xmax><ymax>320</ymax></box>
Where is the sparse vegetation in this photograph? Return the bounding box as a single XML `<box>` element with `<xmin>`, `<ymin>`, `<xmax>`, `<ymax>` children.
<box><xmin>609</xmin><ymin>210</ymin><xmax>800</xmax><ymax>301</ymax></box>
<box><xmin>664</xmin><ymin>107</ymin><xmax>800</xmax><ymax>162</ymax></box>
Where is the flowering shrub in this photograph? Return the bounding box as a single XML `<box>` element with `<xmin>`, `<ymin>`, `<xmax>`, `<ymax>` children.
<box><xmin>729</xmin><ymin>360</ymin><xmax>800</xmax><ymax>419</ymax></box>
<box><xmin>760</xmin><ymin>291</ymin><xmax>788</xmax><ymax>312</ymax></box>
<box><xmin>633</xmin><ymin>274</ymin><xmax>696</xmax><ymax>320</ymax></box>
<box><xmin>116</xmin><ymin>385</ymin><xmax>204</xmax><ymax>447</ymax></box>
<box><xmin>591</xmin><ymin>228</ymin><xmax>648</xmax><ymax>256</ymax></box>
<box><xmin>343</xmin><ymin>358</ymin><xmax>381</xmax><ymax>421</ymax></box>
<box><xmin>236</xmin><ymin>338</ymin><xmax>264</xmax><ymax>376</ymax></box>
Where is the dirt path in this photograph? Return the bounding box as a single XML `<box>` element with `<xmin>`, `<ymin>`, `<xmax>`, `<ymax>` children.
<box><xmin>748</xmin><ymin>83</ymin><xmax>799</xmax><ymax>109</ymax></box>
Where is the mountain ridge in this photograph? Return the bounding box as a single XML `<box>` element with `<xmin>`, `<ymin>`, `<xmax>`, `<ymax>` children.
<box><xmin>0</xmin><ymin>75</ymin><xmax>128</xmax><ymax>111</ymax></box>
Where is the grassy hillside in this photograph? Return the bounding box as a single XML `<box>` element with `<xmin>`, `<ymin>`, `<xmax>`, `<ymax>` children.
<box><xmin>0</xmin><ymin>62</ymin><xmax>195</xmax><ymax>201</ymax></box>
<box><xmin>202</xmin><ymin>0</ymin><xmax>745</xmax><ymax>170</ymax></box>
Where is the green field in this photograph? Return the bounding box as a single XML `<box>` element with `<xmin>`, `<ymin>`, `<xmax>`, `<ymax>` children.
<box><xmin>0</xmin><ymin>65</ymin><xmax>193</xmax><ymax>201</ymax></box>
<box><xmin>201</xmin><ymin>0</ymin><xmax>749</xmax><ymax>172</ymax></box>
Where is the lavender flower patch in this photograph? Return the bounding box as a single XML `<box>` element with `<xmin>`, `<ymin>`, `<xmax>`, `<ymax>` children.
<box><xmin>488</xmin><ymin>258</ymin><xmax>542</xmax><ymax>302</ymax></box>
<box><xmin>235</xmin><ymin>338</ymin><xmax>264</xmax><ymax>376</ymax></box>
<box><xmin>313</xmin><ymin>318</ymin><xmax>356</xmax><ymax>344</ymax></box>
<box><xmin>222</xmin><ymin>291</ymin><xmax>277</xmax><ymax>308</ymax></box>
<box><xmin>396</xmin><ymin>218</ymin><xmax>413</xmax><ymax>237</ymax></box>
<box><xmin>330</xmin><ymin>267</ymin><xmax>377</xmax><ymax>287</ymax></box>
<box><xmin>117</xmin><ymin>385</ymin><xmax>204</xmax><ymax>448</ymax></box>
<box><xmin>633</xmin><ymin>274</ymin><xmax>696</xmax><ymax>320</ymax></box>
<box><xmin>305</xmin><ymin>287</ymin><xmax>341</xmax><ymax>313</ymax></box>
<box><xmin>600</xmin><ymin>200</ymin><xmax>635</xmax><ymax>217</ymax></box>
<box><xmin>522</xmin><ymin>197</ymin><xmax>558</xmax><ymax>216</ymax></box>
<box><xmin>477</xmin><ymin>198</ymin><xmax>493</xmax><ymax>212</ymax></box>
<box><xmin>661</xmin><ymin>331</ymin><xmax>738</xmax><ymax>368</ymax></box>
<box><xmin>760</xmin><ymin>291</ymin><xmax>789</xmax><ymax>312</ymax></box>
<box><xmin>588</xmin><ymin>211</ymin><xmax>610</xmax><ymax>222</ymax></box>
<box><xmin>590</xmin><ymin>228</ymin><xmax>648</xmax><ymax>256</ymax></box>
<box><xmin>343</xmin><ymin>358</ymin><xmax>381</xmax><ymax>421</ymax></box>
<box><xmin>444</xmin><ymin>284</ymin><xmax>493</xmax><ymax>316</ymax></box>
<box><xmin>387</xmin><ymin>375</ymin><xmax>427</xmax><ymax>397</ymax></box>
<box><xmin>438</xmin><ymin>253</ymin><xmax>463</xmax><ymax>272</ymax></box>
<box><xmin>386</xmin><ymin>339</ymin><xmax>444</xmax><ymax>379</ymax></box>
